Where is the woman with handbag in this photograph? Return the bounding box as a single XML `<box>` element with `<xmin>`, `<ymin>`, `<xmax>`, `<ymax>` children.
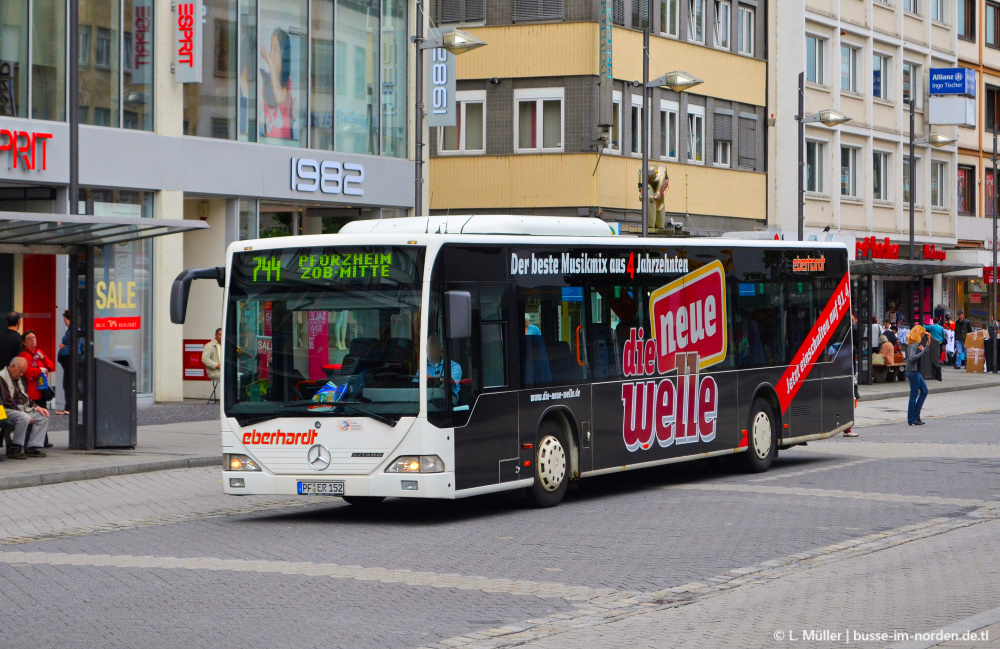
<box><xmin>19</xmin><ymin>331</ymin><xmax>56</xmax><ymax>448</ymax></box>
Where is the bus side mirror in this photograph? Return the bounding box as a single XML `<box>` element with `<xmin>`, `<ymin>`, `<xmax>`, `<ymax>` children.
<box><xmin>444</xmin><ymin>291</ymin><xmax>472</xmax><ymax>340</ymax></box>
<box><xmin>170</xmin><ymin>267</ymin><xmax>225</xmax><ymax>324</ymax></box>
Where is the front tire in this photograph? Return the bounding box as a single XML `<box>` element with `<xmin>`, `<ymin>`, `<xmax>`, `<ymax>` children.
<box><xmin>742</xmin><ymin>397</ymin><xmax>776</xmax><ymax>473</ymax></box>
<box><xmin>526</xmin><ymin>420</ymin><xmax>569</xmax><ymax>508</ymax></box>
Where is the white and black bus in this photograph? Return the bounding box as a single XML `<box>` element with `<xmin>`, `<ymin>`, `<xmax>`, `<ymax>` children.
<box><xmin>171</xmin><ymin>216</ymin><xmax>854</xmax><ymax>507</ymax></box>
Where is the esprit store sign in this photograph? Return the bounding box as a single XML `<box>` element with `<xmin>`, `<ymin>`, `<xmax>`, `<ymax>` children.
<box><xmin>0</xmin><ymin>129</ymin><xmax>53</xmax><ymax>171</ymax></box>
<box><xmin>174</xmin><ymin>0</ymin><xmax>203</xmax><ymax>84</ymax></box>
<box><xmin>856</xmin><ymin>236</ymin><xmax>900</xmax><ymax>260</ymax></box>
<box><xmin>132</xmin><ymin>0</ymin><xmax>153</xmax><ymax>85</ymax></box>
<box><xmin>290</xmin><ymin>157</ymin><xmax>365</xmax><ymax>196</ymax></box>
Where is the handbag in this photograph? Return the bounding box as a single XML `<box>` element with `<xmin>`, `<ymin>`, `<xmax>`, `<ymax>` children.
<box><xmin>37</xmin><ymin>372</ymin><xmax>56</xmax><ymax>402</ymax></box>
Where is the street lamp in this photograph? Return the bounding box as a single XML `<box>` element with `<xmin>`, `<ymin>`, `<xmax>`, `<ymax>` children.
<box><xmin>795</xmin><ymin>72</ymin><xmax>851</xmax><ymax>241</ymax></box>
<box><xmin>413</xmin><ymin>15</ymin><xmax>487</xmax><ymax>217</ymax></box>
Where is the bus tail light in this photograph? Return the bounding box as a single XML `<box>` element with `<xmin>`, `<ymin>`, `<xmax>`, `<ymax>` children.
<box><xmin>385</xmin><ymin>455</ymin><xmax>445</xmax><ymax>473</ymax></box>
<box><xmin>226</xmin><ymin>454</ymin><xmax>261</xmax><ymax>471</ymax></box>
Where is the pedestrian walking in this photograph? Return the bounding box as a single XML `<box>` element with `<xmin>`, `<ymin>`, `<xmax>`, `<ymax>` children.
<box><xmin>954</xmin><ymin>311</ymin><xmax>972</xmax><ymax>369</ymax></box>
<box><xmin>905</xmin><ymin>325</ymin><xmax>930</xmax><ymax>426</ymax></box>
<box><xmin>0</xmin><ymin>356</ymin><xmax>50</xmax><ymax>459</ymax></box>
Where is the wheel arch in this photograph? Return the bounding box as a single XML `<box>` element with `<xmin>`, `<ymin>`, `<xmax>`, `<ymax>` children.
<box><xmin>536</xmin><ymin>405</ymin><xmax>581</xmax><ymax>480</ymax></box>
<box><xmin>749</xmin><ymin>382</ymin><xmax>783</xmax><ymax>440</ymax></box>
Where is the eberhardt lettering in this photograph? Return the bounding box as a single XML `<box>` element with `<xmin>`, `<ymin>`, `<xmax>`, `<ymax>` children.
<box><xmin>621</xmin><ymin>261</ymin><xmax>726</xmax><ymax>453</ymax></box>
<box><xmin>241</xmin><ymin>429</ymin><xmax>318</xmax><ymax>445</ymax></box>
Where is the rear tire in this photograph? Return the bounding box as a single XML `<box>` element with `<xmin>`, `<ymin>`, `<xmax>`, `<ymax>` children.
<box><xmin>343</xmin><ymin>496</ymin><xmax>385</xmax><ymax>507</ymax></box>
<box><xmin>742</xmin><ymin>398</ymin><xmax>776</xmax><ymax>473</ymax></box>
<box><xmin>526</xmin><ymin>420</ymin><xmax>569</xmax><ymax>508</ymax></box>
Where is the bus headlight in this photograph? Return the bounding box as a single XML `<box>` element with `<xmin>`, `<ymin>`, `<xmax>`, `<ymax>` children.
<box><xmin>226</xmin><ymin>454</ymin><xmax>261</xmax><ymax>471</ymax></box>
<box><xmin>385</xmin><ymin>455</ymin><xmax>445</xmax><ymax>473</ymax></box>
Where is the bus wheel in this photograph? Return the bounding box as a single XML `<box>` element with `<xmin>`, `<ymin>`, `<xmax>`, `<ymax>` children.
<box><xmin>342</xmin><ymin>496</ymin><xmax>385</xmax><ymax>507</ymax></box>
<box><xmin>527</xmin><ymin>420</ymin><xmax>569</xmax><ymax>508</ymax></box>
<box><xmin>743</xmin><ymin>398</ymin><xmax>776</xmax><ymax>473</ymax></box>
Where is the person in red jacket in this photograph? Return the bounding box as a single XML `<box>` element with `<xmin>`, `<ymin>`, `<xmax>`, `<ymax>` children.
<box><xmin>19</xmin><ymin>330</ymin><xmax>56</xmax><ymax>410</ymax></box>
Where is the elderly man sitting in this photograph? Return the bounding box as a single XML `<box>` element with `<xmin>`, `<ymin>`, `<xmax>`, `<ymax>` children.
<box><xmin>0</xmin><ymin>356</ymin><xmax>50</xmax><ymax>459</ymax></box>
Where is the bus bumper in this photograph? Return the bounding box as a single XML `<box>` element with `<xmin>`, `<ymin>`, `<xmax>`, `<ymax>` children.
<box><xmin>222</xmin><ymin>469</ymin><xmax>457</xmax><ymax>499</ymax></box>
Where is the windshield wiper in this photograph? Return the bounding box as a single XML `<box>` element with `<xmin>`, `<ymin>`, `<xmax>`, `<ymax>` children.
<box><xmin>282</xmin><ymin>401</ymin><xmax>398</xmax><ymax>427</ymax></box>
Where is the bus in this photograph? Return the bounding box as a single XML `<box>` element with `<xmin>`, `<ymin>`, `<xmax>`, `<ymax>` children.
<box><xmin>170</xmin><ymin>216</ymin><xmax>854</xmax><ymax>507</ymax></box>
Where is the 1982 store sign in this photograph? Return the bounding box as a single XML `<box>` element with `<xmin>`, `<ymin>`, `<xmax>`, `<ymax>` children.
<box><xmin>290</xmin><ymin>157</ymin><xmax>365</xmax><ymax>196</ymax></box>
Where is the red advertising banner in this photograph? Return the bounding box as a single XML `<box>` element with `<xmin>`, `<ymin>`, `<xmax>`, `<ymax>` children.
<box><xmin>984</xmin><ymin>267</ymin><xmax>1000</xmax><ymax>284</ymax></box>
<box><xmin>94</xmin><ymin>316</ymin><xmax>141</xmax><ymax>331</ymax></box>
<box><xmin>183</xmin><ymin>339</ymin><xmax>210</xmax><ymax>381</ymax></box>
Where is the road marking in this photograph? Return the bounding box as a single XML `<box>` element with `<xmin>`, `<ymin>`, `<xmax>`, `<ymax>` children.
<box><xmin>668</xmin><ymin>482</ymin><xmax>996</xmax><ymax>508</ymax></box>
<box><xmin>752</xmin><ymin>458</ymin><xmax>879</xmax><ymax>482</ymax></box>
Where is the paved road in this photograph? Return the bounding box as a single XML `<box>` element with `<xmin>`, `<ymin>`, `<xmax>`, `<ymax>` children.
<box><xmin>1</xmin><ymin>408</ymin><xmax>999</xmax><ymax>649</ymax></box>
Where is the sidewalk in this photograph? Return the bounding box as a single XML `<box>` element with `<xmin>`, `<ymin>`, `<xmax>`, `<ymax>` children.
<box><xmin>859</xmin><ymin>367</ymin><xmax>1000</xmax><ymax>401</ymax></box>
<box><xmin>0</xmin><ymin>419</ymin><xmax>220</xmax><ymax>490</ymax></box>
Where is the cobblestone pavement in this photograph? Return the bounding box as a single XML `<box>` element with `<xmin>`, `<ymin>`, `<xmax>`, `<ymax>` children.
<box><xmin>0</xmin><ymin>410</ymin><xmax>998</xmax><ymax>648</ymax></box>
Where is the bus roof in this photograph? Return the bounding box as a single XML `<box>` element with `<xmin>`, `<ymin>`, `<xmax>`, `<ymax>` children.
<box><xmin>339</xmin><ymin>215</ymin><xmax>616</xmax><ymax>237</ymax></box>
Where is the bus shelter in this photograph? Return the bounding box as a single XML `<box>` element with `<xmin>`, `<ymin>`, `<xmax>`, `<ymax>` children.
<box><xmin>0</xmin><ymin>210</ymin><xmax>207</xmax><ymax>450</ymax></box>
<box><xmin>851</xmin><ymin>258</ymin><xmax>980</xmax><ymax>385</ymax></box>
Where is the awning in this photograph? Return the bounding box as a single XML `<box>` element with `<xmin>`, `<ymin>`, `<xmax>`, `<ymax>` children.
<box><xmin>0</xmin><ymin>210</ymin><xmax>208</xmax><ymax>254</ymax></box>
<box><xmin>850</xmin><ymin>258</ymin><xmax>982</xmax><ymax>277</ymax></box>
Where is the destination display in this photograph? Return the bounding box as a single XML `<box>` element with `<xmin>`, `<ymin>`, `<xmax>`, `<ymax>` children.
<box><xmin>233</xmin><ymin>246</ymin><xmax>423</xmax><ymax>288</ymax></box>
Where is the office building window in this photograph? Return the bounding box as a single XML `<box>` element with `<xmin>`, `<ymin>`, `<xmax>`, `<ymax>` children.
<box><xmin>439</xmin><ymin>91</ymin><xmax>485</xmax><ymax>153</ymax></box>
<box><xmin>874</xmin><ymin>152</ymin><xmax>890</xmax><ymax>201</ymax></box>
<box><xmin>957</xmin><ymin>165</ymin><xmax>976</xmax><ymax>214</ymax></box>
<box><xmin>738</xmin><ymin>112</ymin><xmax>757</xmax><ymax>168</ymax></box>
<box><xmin>610</xmin><ymin>91</ymin><xmax>622</xmax><ymax>153</ymax></box>
<box><xmin>434</xmin><ymin>0</ymin><xmax>484</xmax><ymax>23</ymax></box>
<box><xmin>987</xmin><ymin>86</ymin><xmax>1000</xmax><ymax>132</ymax></box>
<box><xmin>873</xmin><ymin>53</ymin><xmax>890</xmax><ymax>100</ymax></box>
<box><xmin>930</xmin><ymin>0</ymin><xmax>945</xmax><ymax>22</ymax></box>
<box><xmin>660</xmin><ymin>99</ymin><xmax>678</xmax><ymax>159</ymax></box>
<box><xmin>931</xmin><ymin>161</ymin><xmax>946</xmax><ymax>208</ymax></box>
<box><xmin>805</xmin><ymin>141</ymin><xmax>825</xmax><ymax>193</ymax></box>
<box><xmin>515</xmin><ymin>88</ymin><xmax>563</xmax><ymax>152</ymax></box>
<box><xmin>959</xmin><ymin>0</ymin><xmax>976</xmax><ymax>39</ymax></box>
<box><xmin>903</xmin><ymin>62</ymin><xmax>918</xmax><ymax>105</ymax></box>
<box><xmin>632</xmin><ymin>0</ymin><xmax>649</xmax><ymax>29</ymax></box>
<box><xmin>513</xmin><ymin>0</ymin><xmax>564</xmax><ymax>21</ymax></box>
<box><xmin>713</xmin><ymin>110</ymin><xmax>732</xmax><ymax>167</ymax></box>
<box><xmin>79</xmin><ymin>25</ymin><xmax>92</xmax><ymax>66</ymax></box>
<box><xmin>737</xmin><ymin>6</ymin><xmax>754</xmax><ymax>55</ymax></box>
<box><xmin>806</xmin><ymin>36</ymin><xmax>825</xmax><ymax>85</ymax></box>
<box><xmin>0</xmin><ymin>1</ymin><xmax>29</xmax><ymax>118</ymax></box>
<box><xmin>631</xmin><ymin>96</ymin><xmax>644</xmax><ymax>155</ymax></box>
<box><xmin>32</xmin><ymin>0</ymin><xmax>67</xmax><ymax>121</ymax></box>
<box><xmin>689</xmin><ymin>0</ymin><xmax>705</xmax><ymax>43</ymax></box>
<box><xmin>661</xmin><ymin>0</ymin><xmax>679</xmax><ymax>37</ymax></box>
<box><xmin>714</xmin><ymin>1</ymin><xmax>730</xmax><ymax>49</ymax></box>
<box><xmin>841</xmin><ymin>45</ymin><xmax>858</xmax><ymax>93</ymax></box>
<box><xmin>904</xmin><ymin>0</ymin><xmax>920</xmax><ymax>14</ymax></box>
<box><xmin>841</xmin><ymin>147</ymin><xmax>858</xmax><ymax>197</ymax></box>
<box><xmin>687</xmin><ymin>105</ymin><xmax>705</xmax><ymax>163</ymax></box>
<box><xmin>381</xmin><ymin>0</ymin><xmax>408</xmax><ymax>158</ymax></box>
<box><xmin>904</xmin><ymin>157</ymin><xmax>919</xmax><ymax>205</ymax></box>
<box><xmin>989</xmin><ymin>2</ymin><xmax>1000</xmax><ymax>46</ymax></box>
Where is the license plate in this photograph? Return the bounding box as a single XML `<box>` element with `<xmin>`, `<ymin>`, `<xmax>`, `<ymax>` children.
<box><xmin>297</xmin><ymin>481</ymin><xmax>345</xmax><ymax>496</ymax></box>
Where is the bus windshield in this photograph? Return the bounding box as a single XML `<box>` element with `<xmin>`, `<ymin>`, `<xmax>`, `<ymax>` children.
<box><xmin>224</xmin><ymin>245</ymin><xmax>425</xmax><ymax>423</ymax></box>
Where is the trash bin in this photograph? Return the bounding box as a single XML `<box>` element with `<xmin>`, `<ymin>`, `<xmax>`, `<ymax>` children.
<box><xmin>94</xmin><ymin>357</ymin><xmax>137</xmax><ymax>448</ymax></box>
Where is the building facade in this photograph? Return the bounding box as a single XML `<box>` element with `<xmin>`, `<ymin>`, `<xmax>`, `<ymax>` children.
<box><xmin>426</xmin><ymin>0</ymin><xmax>769</xmax><ymax>235</ymax></box>
<box><xmin>0</xmin><ymin>0</ymin><xmax>416</xmax><ymax>403</ymax></box>
<box><xmin>769</xmin><ymin>0</ymin><xmax>964</xmax><ymax>327</ymax></box>
<box><xmin>953</xmin><ymin>0</ymin><xmax>1000</xmax><ymax>326</ymax></box>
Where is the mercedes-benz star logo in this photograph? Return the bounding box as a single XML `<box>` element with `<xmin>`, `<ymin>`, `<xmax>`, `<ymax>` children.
<box><xmin>307</xmin><ymin>444</ymin><xmax>332</xmax><ymax>471</ymax></box>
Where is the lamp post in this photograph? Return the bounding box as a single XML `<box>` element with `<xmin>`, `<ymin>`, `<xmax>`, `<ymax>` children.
<box><xmin>641</xmin><ymin>67</ymin><xmax>702</xmax><ymax>237</ymax></box>
<box><xmin>795</xmin><ymin>72</ymin><xmax>851</xmax><ymax>241</ymax></box>
<box><xmin>907</xmin><ymin>94</ymin><xmax>956</xmax><ymax>324</ymax></box>
<box><xmin>412</xmin><ymin>13</ymin><xmax>487</xmax><ymax>217</ymax></box>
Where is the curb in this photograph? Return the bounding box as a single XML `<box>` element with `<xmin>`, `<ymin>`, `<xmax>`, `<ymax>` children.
<box><xmin>859</xmin><ymin>379</ymin><xmax>1000</xmax><ymax>402</ymax></box>
<box><xmin>0</xmin><ymin>455</ymin><xmax>221</xmax><ymax>491</ymax></box>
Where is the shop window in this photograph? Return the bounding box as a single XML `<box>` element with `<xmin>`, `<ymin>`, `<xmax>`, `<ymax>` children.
<box><xmin>957</xmin><ymin>165</ymin><xmax>976</xmax><ymax>215</ymax></box>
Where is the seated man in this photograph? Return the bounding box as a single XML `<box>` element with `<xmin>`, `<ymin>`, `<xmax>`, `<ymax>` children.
<box><xmin>416</xmin><ymin>335</ymin><xmax>462</xmax><ymax>401</ymax></box>
<box><xmin>0</xmin><ymin>356</ymin><xmax>50</xmax><ymax>459</ymax></box>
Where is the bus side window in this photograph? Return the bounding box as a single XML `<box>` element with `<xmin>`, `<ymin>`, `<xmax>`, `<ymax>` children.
<box><xmin>519</xmin><ymin>285</ymin><xmax>589</xmax><ymax>386</ymax></box>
